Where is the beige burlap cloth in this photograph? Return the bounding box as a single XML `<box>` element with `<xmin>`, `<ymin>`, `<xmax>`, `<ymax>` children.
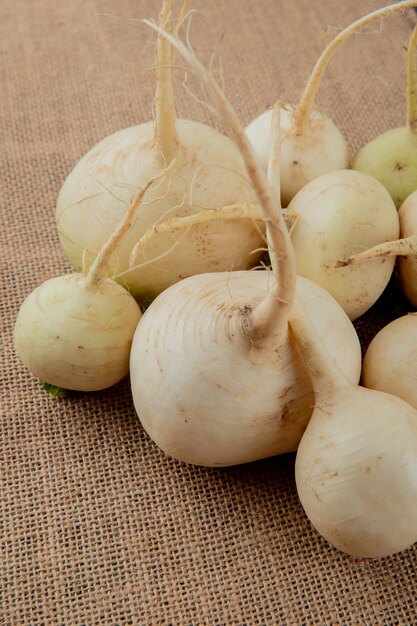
<box><xmin>2</xmin><ymin>1</ymin><xmax>417</xmax><ymax>623</ymax></box>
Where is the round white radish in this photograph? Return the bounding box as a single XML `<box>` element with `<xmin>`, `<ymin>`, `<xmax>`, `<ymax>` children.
<box><xmin>246</xmin><ymin>104</ymin><xmax>348</xmax><ymax>207</ymax></box>
<box><xmin>287</xmin><ymin>169</ymin><xmax>399</xmax><ymax>320</ymax></box>
<box><xmin>291</xmin><ymin>295</ymin><xmax>417</xmax><ymax>559</ymax></box>
<box><xmin>130</xmin><ymin>271</ymin><xmax>360</xmax><ymax>466</ymax></box>
<box><xmin>14</xmin><ymin>274</ymin><xmax>141</xmax><ymax>392</ymax></box>
<box><xmin>13</xmin><ymin>183</ymin><xmax>156</xmax><ymax>392</ymax></box>
<box><xmin>362</xmin><ymin>313</ymin><xmax>417</xmax><ymax>409</ymax></box>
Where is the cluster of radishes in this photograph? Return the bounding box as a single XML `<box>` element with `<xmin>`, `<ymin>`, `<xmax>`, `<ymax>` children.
<box><xmin>14</xmin><ymin>1</ymin><xmax>417</xmax><ymax>559</ymax></box>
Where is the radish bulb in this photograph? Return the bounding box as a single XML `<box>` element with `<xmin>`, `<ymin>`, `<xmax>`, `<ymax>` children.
<box><xmin>353</xmin><ymin>24</ymin><xmax>417</xmax><ymax>208</ymax></box>
<box><xmin>362</xmin><ymin>314</ymin><xmax>417</xmax><ymax>409</ymax></box>
<box><xmin>287</xmin><ymin>169</ymin><xmax>399</xmax><ymax>320</ymax></box>
<box><xmin>246</xmin><ymin>1</ymin><xmax>417</xmax><ymax>206</ymax></box>
<box><xmin>246</xmin><ymin>103</ymin><xmax>348</xmax><ymax>207</ymax></box>
<box><xmin>55</xmin><ymin>0</ymin><xmax>264</xmax><ymax>305</ymax></box>
<box><xmin>129</xmin><ymin>27</ymin><xmax>361</xmax><ymax>467</ymax></box>
<box><xmin>13</xmin><ymin>180</ymin><xmax>160</xmax><ymax>392</ymax></box>
<box><xmin>339</xmin><ymin>189</ymin><xmax>417</xmax><ymax>308</ymax></box>
<box><xmin>291</xmin><ymin>293</ymin><xmax>417</xmax><ymax>558</ymax></box>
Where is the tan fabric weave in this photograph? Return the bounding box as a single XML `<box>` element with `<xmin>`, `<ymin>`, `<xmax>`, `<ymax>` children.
<box><xmin>2</xmin><ymin>1</ymin><xmax>417</xmax><ymax>623</ymax></box>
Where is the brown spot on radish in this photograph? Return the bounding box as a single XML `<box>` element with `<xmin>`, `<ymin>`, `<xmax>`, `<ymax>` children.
<box><xmin>394</xmin><ymin>162</ymin><xmax>408</xmax><ymax>172</ymax></box>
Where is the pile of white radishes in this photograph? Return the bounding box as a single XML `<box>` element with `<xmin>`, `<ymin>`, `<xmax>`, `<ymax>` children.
<box><xmin>14</xmin><ymin>0</ymin><xmax>417</xmax><ymax>559</ymax></box>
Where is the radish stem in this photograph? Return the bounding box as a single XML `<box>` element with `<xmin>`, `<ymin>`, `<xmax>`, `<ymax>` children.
<box><xmin>154</xmin><ymin>0</ymin><xmax>179</xmax><ymax>161</ymax></box>
<box><xmin>294</xmin><ymin>0</ymin><xmax>417</xmax><ymax>131</ymax></box>
<box><xmin>290</xmin><ymin>293</ymin><xmax>352</xmax><ymax>394</ymax></box>
<box><xmin>336</xmin><ymin>235</ymin><xmax>417</xmax><ymax>267</ymax></box>
<box><xmin>85</xmin><ymin>177</ymin><xmax>158</xmax><ymax>286</ymax></box>
<box><xmin>143</xmin><ymin>20</ymin><xmax>296</xmax><ymax>338</ymax></box>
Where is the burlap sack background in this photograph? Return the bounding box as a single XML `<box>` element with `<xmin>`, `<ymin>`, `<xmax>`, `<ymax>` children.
<box><xmin>2</xmin><ymin>1</ymin><xmax>417</xmax><ymax>624</ymax></box>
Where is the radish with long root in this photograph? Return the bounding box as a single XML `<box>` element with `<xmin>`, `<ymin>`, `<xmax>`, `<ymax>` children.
<box><xmin>290</xmin><ymin>293</ymin><xmax>417</xmax><ymax>558</ymax></box>
<box><xmin>13</xmin><ymin>179</ymin><xmax>161</xmax><ymax>392</ymax></box>
<box><xmin>129</xmin><ymin>28</ymin><xmax>361</xmax><ymax>467</ymax></box>
<box><xmin>338</xmin><ymin>188</ymin><xmax>417</xmax><ymax>308</ymax></box>
<box><xmin>55</xmin><ymin>0</ymin><xmax>264</xmax><ymax>305</ymax></box>
<box><xmin>353</xmin><ymin>23</ymin><xmax>417</xmax><ymax>208</ymax></box>
<box><xmin>246</xmin><ymin>1</ymin><xmax>417</xmax><ymax>206</ymax></box>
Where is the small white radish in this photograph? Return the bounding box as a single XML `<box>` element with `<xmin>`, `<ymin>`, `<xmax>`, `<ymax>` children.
<box><xmin>286</xmin><ymin>169</ymin><xmax>399</xmax><ymax>320</ymax></box>
<box><xmin>291</xmin><ymin>293</ymin><xmax>417</xmax><ymax>558</ymax></box>
<box><xmin>339</xmin><ymin>189</ymin><xmax>417</xmax><ymax>308</ymax></box>
<box><xmin>246</xmin><ymin>103</ymin><xmax>347</xmax><ymax>207</ymax></box>
<box><xmin>246</xmin><ymin>1</ymin><xmax>417</xmax><ymax>206</ymax></box>
<box><xmin>362</xmin><ymin>313</ymin><xmax>417</xmax><ymax>409</ymax></box>
<box><xmin>353</xmin><ymin>24</ymin><xmax>417</xmax><ymax>208</ymax></box>
<box><xmin>129</xmin><ymin>25</ymin><xmax>361</xmax><ymax>467</ymax></box>
<box><xmin>13</xmin><ymin>181</ymin><xmax>159</xmax><ymax>392</ymax></box>
<box><xmin>56</xmin><ymin>0</ymin><xmax>264</xmax><ymax>305</ymax></box>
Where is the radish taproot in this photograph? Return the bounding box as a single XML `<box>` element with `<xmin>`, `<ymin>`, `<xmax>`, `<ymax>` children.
<box><xmin>55</xmin><ymin>0</ymin><xmax>264</xmax><ymax>305</ymax></box>
<box><xmin>246</xmin><ymin>1</ymin><xmax>417</xmax><ymax>206</ymax></box>
<box><xmin>290</xmin><ymin>293</ymin><xmax>417</xmax><ymax>558</ymax></box>
<box><xmin>13</xmin><ymin>180</ymin><xmax>161</xmax><ymax>392</ymax></box>
<box><xmin>129</xmin><ymin>28</ymin><xmax>361</xmax><ymax>467</ymax></box>
<box><xmin>353</xmin><ymin>23</ymin><xmax>417</xmax><ymax>208</ymax></box>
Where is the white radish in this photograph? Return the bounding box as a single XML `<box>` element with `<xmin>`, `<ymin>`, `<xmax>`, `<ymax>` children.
<box><xmin>291</xmin><ymin>293</ymin><xmax>417</xmax><ymax>558</ymax></box>
<box><xmin>353</xmin><ymin>24</ymin><xmax>417</xmax><ymax>208</ymax></box>
<box><xmin>129</xmin><ymin>26</ymin><xmax>361</xmax><ymax>467</ymax></box>
<box><xmin>246</xmin><ymin>103</ymin><xmax>347</xmax><ymax>207</ymax></box>
<box><xmin>286</xmin><ymin>169</ymin><xmax>399</xmax><ymax>320</ymax></box>
<box><xmin>339</xmin><ymin>189</ymin><xmax>417</xmax><ymax>308</ymax></box>
<box><xmin>55</xmin><ymin>0</ymin><xmax>264</xmax><ymax>305</ymax></box>
<box><xmin>362</xmin><ymin>313</ymin><xmax>417</xmax><ymax>409</ymax></box>
<box><xmin>246</xmin><ymin>1</ymin><xmax>417</xmax><ymax>206</ymax></box>
<box><xmin>13</xmin><ymin>181</ymin><xmax>159</xmax><ymax>392</ymax></box>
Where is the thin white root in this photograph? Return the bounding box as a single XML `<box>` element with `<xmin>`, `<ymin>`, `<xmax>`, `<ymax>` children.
<box><xmin>143</xmin><ymin>19</ymin><xmax>296</xmax><ymax>338</ymax></box>
<box><xmin>295</xmin><ymin>0</ymin><xmax>417</xmax><ymax>129</ymax></box>
<box><xmin>333</xmin><ymin>236</ymin><xmax>417</xmax><ymax>267</ymax></box>
<box><xmin>129</xmin><ymin>202</ymin><xmax>262</xmax><ymax>265</ymax></box>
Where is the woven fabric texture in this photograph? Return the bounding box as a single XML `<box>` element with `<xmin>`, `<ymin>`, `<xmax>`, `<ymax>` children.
<box><xmin>2</xmin><ymin>1</ymin><xmax>417</xmax><ymax>624</ymax></box>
